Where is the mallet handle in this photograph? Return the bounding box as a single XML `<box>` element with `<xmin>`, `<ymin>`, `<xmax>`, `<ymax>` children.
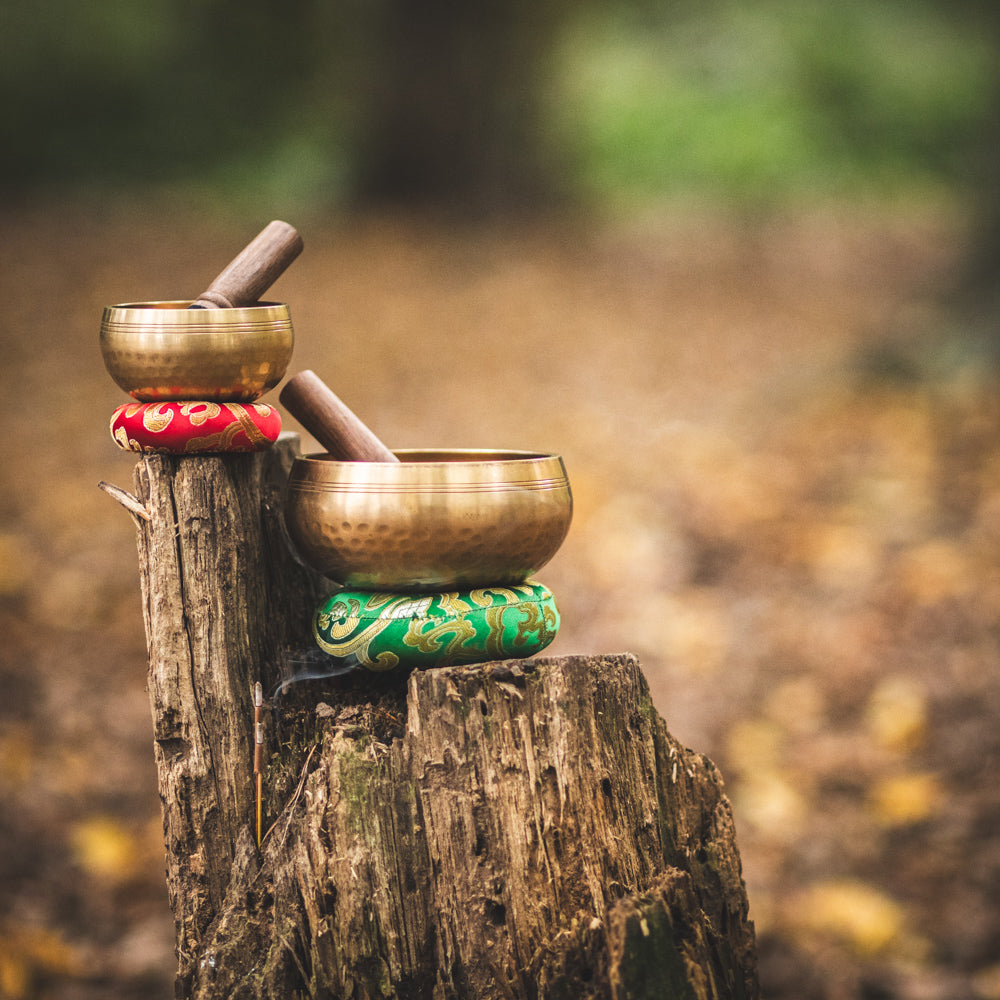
<box><xmin>191</xmin><ymin>220</ymin><xmax>303</xmax><ymax>309</ymax></box>
<box><xmin>280</xmin><ymin>370</ymin><xmax>399</xmax><ymax>463</ymax></box>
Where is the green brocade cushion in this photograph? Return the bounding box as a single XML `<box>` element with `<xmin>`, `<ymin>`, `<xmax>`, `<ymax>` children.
<box><xmin>313</xmin><ymin>582</ymin><xmax>560</xmax><ymax>672</ymax></box>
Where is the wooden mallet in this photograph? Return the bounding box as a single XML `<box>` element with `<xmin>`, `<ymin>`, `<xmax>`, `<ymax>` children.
<box><xmin>189</xmin><ymin>226</ymin><xmax>394</xmax><ymax>463</ymax></box>
<box><xmin>190</xmin><ymin>220</ymin><xmax>303</xmax><ymax>309</ymax></box>
<box><xmin>279</xmin><ymin>370</ymin><xmax>399</xmax><ymax>463</ymax></box>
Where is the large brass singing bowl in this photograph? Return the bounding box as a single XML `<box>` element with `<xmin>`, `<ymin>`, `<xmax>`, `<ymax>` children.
<box><xmin>100</xmin><ymin>301</ymin><xmax>293</xmax><ymax>402</ymax></box>
<box><xmin>284</xmin><ymin>450</ymin><xmax>572</xmax><ymax>591</ymax></box>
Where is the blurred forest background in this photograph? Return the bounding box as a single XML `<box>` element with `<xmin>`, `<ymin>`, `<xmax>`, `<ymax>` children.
<box><xmin>1</xmin><ymin>0</ymin><xmax>1000</xmax><ymax>997</ymax></box>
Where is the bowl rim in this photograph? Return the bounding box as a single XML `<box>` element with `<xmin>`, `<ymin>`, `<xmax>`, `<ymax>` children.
<box><xmin>287</xmin><ymin>449</ymin><xmax>570</xmax><ymax>492</ymax></box>
<box><xmin>100</xmin><ymin>300</ymin><xmax>291</xmax><ymax>333</ymax></box>
<box><xmin>294</xmin><ymin>448</ymin><xmax>564</xmax><ymax>468</ymax></box>
<box><xmin>104</xmin><ymin>300</ymin><xmax>287</xmax><ymax>312</ymax></box>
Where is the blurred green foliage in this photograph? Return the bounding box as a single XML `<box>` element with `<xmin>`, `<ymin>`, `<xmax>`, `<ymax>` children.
<box><xmin>0</xmin><ymin>0</ymin><xmax>994</xmax><ymax>211</ymax></box>
<box><xmin>0</xmin><ymin>0</ymin><xmax>359</xmax><ymax>207</ymax></box>
<box><xmin>556</xmin><ymin>0</ymin><xmax>996</xmax><ymax>208</ymax></box>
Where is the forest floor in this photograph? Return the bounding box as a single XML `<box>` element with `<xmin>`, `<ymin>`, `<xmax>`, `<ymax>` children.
<box><xmin>0</xmin><ymin>195</ymin><xmax>998</xmax><ymax>999</ymax></box>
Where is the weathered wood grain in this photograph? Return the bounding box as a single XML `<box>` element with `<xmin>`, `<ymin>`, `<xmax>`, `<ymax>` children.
<box><xmin>127</xmin><ymin>434</ymin><xmax>758</xmax><ymax>999</ymax></box>
<box><xmin>133</xmin><ymin>435</ymin><xmax>327</xmax><ymax>986</ymax></box>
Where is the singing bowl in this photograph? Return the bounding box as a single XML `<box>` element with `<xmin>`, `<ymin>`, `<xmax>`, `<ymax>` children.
<box><xmin>284</xmin><ymin>450</ymin><xmax>572</xmax><ymax>591</ymax></box>
<box><xmin>100</xmin><ymin>301</ymin><xmax>293</xmax><ymax>402</ymax></box>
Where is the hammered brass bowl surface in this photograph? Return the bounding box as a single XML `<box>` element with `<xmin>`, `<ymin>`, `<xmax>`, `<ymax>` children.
<box><xmin>284</xmin><ymin>450</ymin><xmax>572</xmax><ymax>591</ymax></box>
<box><xmin>100</xmin><ymin>300</ymin><xmax>293</xmax><ymax>402</ymax></box>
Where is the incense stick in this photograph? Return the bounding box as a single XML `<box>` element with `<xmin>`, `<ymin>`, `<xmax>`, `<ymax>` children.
<box><xmin>254</xmin><ymin>682</ymin><xmax>264</xmax><ymax>846</ymax></box>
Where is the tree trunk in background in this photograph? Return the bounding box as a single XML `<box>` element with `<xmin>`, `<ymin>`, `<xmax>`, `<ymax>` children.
<box><xmin>352</xmin><ymin>0</ymin><xmax>570</xmax><ymax>213</ymax></box>
<box><xmin>125</xmin><ymin>434</ymin><xmax>759</xmax><ymax>999</ymax></box>
<box><xmin>962</xmin><ymin>19</ymin><xmax>1000</xmax><ymax>321</ymax></box>
<box><xmin>931</xmin><ymin>1</ymin><xmax>1000</xmax><ymax>354</ymax></box>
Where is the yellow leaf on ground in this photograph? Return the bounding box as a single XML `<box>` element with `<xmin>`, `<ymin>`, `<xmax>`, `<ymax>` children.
<box><xmin>0</xmin><ymin>921</ymin><xmax>83</xmax><ymax>999</ymax></box>
<box><xmin>732</xmin><ymin>773</ymin><xmax>808</xmax><ymax>842</ymax></box>
<box><xmin>796</xmin><ymin>879</ymin><xmax>905</xmax><ymax>956</ymax></box>
<box><xmin>870</xmin><ymin>772</ymin><xmax>943</xmax><ymax>827</ymax></box>
<box><xmin>725</xmin><ymin>719</ymin><xmax>784</xmax><ymax>774</ymax></box>
<box><xmin>0</xmin><ymin>952</ymin><xmax>28</xmax><ymax>1000</ymax></box>
<box><xmin>70</xmin><ymin>816</ymin><xmax>140</xmax><ymax>883</ymax></box>
<box><xmin>865</xmin><ymin>675</ymin><xmax>927</xmax><ymax>753</ymax></box>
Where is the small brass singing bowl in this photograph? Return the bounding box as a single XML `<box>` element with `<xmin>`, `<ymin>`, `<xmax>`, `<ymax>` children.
<box><xmin>100</xmin><ymin>301</ymin><xmax>294</xmax><ymax>402</ymax></box>
<box><xmin>284</xmin><ymin>450</ymin><xmax>573</xmax><ymax>591</ymax></box>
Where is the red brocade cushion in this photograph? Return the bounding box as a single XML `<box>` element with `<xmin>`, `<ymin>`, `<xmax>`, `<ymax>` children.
<box><xmin>110</xmin><ymin>401</ymin><xmax>281</xmax><ymax>454</ymax></box>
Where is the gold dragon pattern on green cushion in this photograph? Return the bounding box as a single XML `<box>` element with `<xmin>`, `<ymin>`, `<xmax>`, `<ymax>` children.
<box><xmin>312</xmin><ymin>582</ymin><xmax>560</xmax><ymax>672</ymax></box>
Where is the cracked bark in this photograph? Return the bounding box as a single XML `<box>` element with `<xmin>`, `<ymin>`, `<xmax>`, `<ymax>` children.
<box><xmin>128</xmin><ymin>434</ymin><xmax>759</xmax><ymax>999</ymax></box>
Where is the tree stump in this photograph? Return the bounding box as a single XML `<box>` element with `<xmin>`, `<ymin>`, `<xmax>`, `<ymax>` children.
<box><xmin>116</xmin><ymin>434</ymin><xmax>759</xmax><ymax>999</ymax></box>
